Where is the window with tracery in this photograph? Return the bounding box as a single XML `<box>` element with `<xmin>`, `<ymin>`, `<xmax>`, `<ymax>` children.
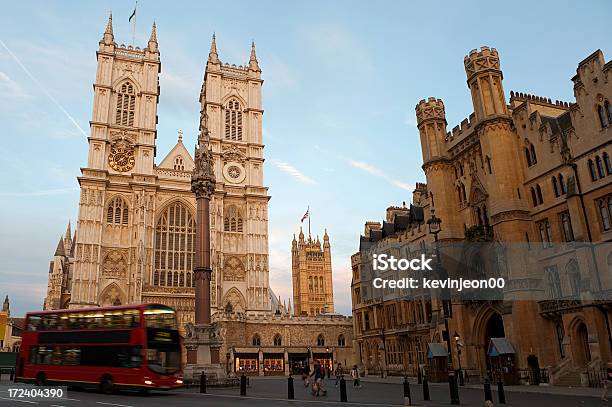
<box><xmin>223</xmin><ymin>206</ymin><xmax>244</xmax><ymax>232</ymax></box>
<box><xmin>224</xmin><ymin>99</ymin><xmax>243</xmax><ymax>141</ymax></box>
<box><xmin>252</xmin><ymin>334</ymin><xmax>261</xmax><ymax>346</ymax></box>
<box><xmin>115</xmin><ymin>82</ymin><xmax>136</xmax><ymax>127</ymax></box>
<box><xmin>174</xmin><ymin>156</ymin><xmax>185</xmax><ymax>171</ymax></box>
<box><xmin>317</xmin><ymin>334</ymin><xmax>325</xmax><ymax>346</ymax></box>
<box><xmin>106</xmin><ymin>196</ymin><xmax>129</xmax><ymax>225</ymax></box>
<box><xmin>273</xmin><ymin>334</ymin><xmax>282</xmax><ymax>346</ymax></box>
<box><xmin>154</xmin><ymin>202</ymin><xmax>195</xmax><ymax>287</ymax></box>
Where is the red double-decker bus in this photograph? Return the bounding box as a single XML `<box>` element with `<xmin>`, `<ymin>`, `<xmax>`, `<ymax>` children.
<box><xmin>15</xmin><ymin>303</ymin><xmax>183</xmax><ymax>393</ymax></box>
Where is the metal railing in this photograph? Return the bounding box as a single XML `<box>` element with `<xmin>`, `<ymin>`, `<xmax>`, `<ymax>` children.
<box><xmin>517</xmin><ymin>368</ymin><xmax>550</xmax><ymax>385</ymax></box>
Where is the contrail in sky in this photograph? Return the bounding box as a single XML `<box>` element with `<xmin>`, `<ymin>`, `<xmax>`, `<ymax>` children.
<box><xmin>0</xmin><ymin>39</ymin><xmax>88</xmax><ymax>137</ymax></box>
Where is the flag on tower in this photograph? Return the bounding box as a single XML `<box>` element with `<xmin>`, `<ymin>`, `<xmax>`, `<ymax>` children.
<box><xmin>301</xmin><ymin>208</ymin><xmax>309</xmax><ymax>223</ymax></box>
<box><xmin>128</xmin><ymin>3</ymin><xmax>137</xmax><ymax>22</ymax></box>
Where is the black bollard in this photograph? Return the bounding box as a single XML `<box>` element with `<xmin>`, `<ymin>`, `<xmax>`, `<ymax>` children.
<box><xmin>449</xmin><ymin>373</ymin><xmax>459</xmax><ymax>405</ymax></box>
<box><xmin>288</xmin><ymin>375</ymin><xmax>295</xmax><ymax>400</ymax></box>
<box><xmin>403</xmin><ymin>376</ymin><xmax>411</xmax><ymax>406</ymax></box>
<box><xmin>417</xmin><ymin>367</ymin><xmax>422</xmax><ymax>384</ymax></box>
<box><xmin>422</xmin><ymin>376</ymin><xmax>430</xmax><ymax>401</ymax></box>
<box><xmin>240</xmin><ymin>374</ymin><xmax>247</xmax><ymax>396</ymax></box>
<box><xmin>340</xmin><ymin>376</ymin><xmax>347</xmax><ymax>402</ymax></box>
<box><xmin>497</xmin><ymin>379</ymin><xmax>506</xmax><ymax>404</ymax></box>
<box><xmin>200</xmin><ymin>372</ymin><xmax>207</xmax><ymax>393</ymax></box>
<box><xmin>10</xmin><ymin>368</ymin><xmax>15</xmax><ymax>382</ymax></box>
<box><xmin>484</xmin><ymin>377</ymin><xmax>492</xmax><ymax>401</ymax></box>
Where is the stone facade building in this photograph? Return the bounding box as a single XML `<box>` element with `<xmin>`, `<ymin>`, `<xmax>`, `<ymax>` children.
<box><xmin>44</xmin><ymin>15</ymin><xmax>272</xmax><ymax>327</ymax></box>
<box><xmin>352</xmin><ymin>47</ymin><xmax>612</xmax><ymax>385</ymax></box>
<box><xmin>291</xmin><ymin>229</ymin><xmax>334</xmax><ymax>316</ymax></box>
<box><xmin>43</xmin><ymin>15</ymin><xmax>355</xmax><ymax>376</ymax></box>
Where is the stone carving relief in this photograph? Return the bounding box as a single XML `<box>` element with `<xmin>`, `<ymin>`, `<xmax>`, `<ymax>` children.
<box><xmin>100</xmin><ymin>283</ymin><xmax>124</xmax><ymax>306</ymax></box>
<box><xmin>101</xmin><ymin>249</ymin><xmax>128</xmax><ymax>278</ymax></box>
<box><xmin>223</xmin><ymin>256</ymin><xmax>246</xmax><ymax>281</ymax></box>
<box><xmin>222</xmin><ymin>288</ymin><xmax>246</xmax><ymax>314</ymax></box>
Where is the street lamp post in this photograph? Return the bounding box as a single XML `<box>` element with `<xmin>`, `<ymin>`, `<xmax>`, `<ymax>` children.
<box><xmin>427</xmin><ymin>210</ymin><xmax>460</xmax><ymax>404</ymax></box>
<box><xmin>453</xmin><ymin>331</ymin><xmax>464</xmax><ymax>386</ymax></box>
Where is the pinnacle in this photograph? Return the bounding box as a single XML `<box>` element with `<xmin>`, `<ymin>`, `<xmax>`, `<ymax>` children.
<box><xmin>149</xmin><ymin>21</ymin><xmax>157</xmax><ymax>43</ymax></box>
<box><xmin>208</xmin><ymin>33</ymin><xmax>220</xmax><ymax>64</ymax></box>
<box><xmin>105</xmin><ymin>12</ymin><xmax>113</xmax><ymax>35</ymax></box>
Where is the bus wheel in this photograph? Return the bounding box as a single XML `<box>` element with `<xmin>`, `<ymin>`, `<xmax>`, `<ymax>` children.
<box><xmin>100</xmin><ymin>376</ymin><xmax>115</xmax><ymax>394</ymax></box>
<box><xmin>35</xmin><ymin>372</ymin><xmax>47</xmax><ymax>386</ymax></box>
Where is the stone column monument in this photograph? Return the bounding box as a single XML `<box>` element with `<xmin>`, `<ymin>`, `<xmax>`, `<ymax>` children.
<box><xmin>184</xmin><ymin>111</ymin><xmax>225</xmax><ymax>380</ymax></box>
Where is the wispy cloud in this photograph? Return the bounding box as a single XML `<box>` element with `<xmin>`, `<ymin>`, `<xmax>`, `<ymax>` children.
<box><xmin>271</xmin><ymin>160</ymin><xmax>317</xmax><ymax>185</ymax></box>
<box><xmin>0</xmin><ymin>71</ymin><xmax>30</xmax><ymax>100</ymax></box>
<box><xmin>0</xmin><ymin>187</ymin><xmax>78</xmax><ymax>197</ymax></box>
<box><xmin>349</xmin><ymin>160</ymin><xmax>413</xmax><ymax>191</ymax></box>
<box><xmin>0</xmin><ymin>39</ymin><xmax>87</xmax><ymax>138</ymax></box>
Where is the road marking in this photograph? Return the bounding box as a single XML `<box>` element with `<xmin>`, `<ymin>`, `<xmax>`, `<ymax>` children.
<box><xmin>95</xmin><ymin>402</ymin><xmax>136</xmax><ymax>407</ymax></box>
<box><xmin>65</xmin><ymin>399</ymin><xmax>81</xmax><ymax>401</ymax></box>
<box><xmin>0</xmin><ymin>397</ymin><xmax>38</xmax><ymax>404</ymax></box>
<box><xmin>172</xmin><ymin>392</ymin><xmax>407</xmax><ymax>406</ymax></box>
<box><xmin>49</xmin><ymin>405</ymin><xmax>67</xmax><ymax>407</ymax></box>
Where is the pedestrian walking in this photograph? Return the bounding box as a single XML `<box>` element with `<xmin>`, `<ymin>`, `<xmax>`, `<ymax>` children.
<box><xmin>302</xmin><ymin>364</ymin><xmax>310</xmax><ymax>387</ymax></box>
<box><xmin>334</xmin><ymin>363</ymin><xmax>344</xmax><ymax>388</ymax></box>
<box><xmin>602</xmin><ymin>362</ymin><xmax>612</xmax><ymax>401</ymax></box>
<box><xmin>351</xmin><ymin>365</ymin><xmax>362</xmax><ymax>388</ymax></box>
<box><xmin>310</xmin><ymin>362</ymin><xmax>327</xmax><ymax>396</ymax></box>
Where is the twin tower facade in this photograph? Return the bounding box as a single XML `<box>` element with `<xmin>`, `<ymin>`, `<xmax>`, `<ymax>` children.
<box><xmin>45</xmin><ymin>15</ymin><xmax>272</xmax><ymax>328</ymax></box>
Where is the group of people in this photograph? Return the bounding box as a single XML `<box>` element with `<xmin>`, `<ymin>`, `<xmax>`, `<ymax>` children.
<box><xmin>299</xmin><ymin>362</ymin><xmax>362</xmax><ymax>397</ymax></box>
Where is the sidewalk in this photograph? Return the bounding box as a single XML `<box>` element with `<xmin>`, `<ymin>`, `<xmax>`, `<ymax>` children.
<box><xmin>359</xmin><ymin>375</ymin><xmax>604</xmax><ymax>398</ymax></box>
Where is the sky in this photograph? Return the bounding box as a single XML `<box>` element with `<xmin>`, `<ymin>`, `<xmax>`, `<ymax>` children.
<box><xmin>0</xmin><ymin>0</ymin><xmax>610</xmax><ymax>317</ymax></box>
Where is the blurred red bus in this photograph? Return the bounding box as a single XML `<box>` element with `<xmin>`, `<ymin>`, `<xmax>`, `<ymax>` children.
<box><xmin>15</xmin><ymin>303</ymin><xmax>183</xmax><ymax>393</ymax></box>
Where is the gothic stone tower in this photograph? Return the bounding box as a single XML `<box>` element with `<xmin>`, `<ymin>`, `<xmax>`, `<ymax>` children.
<box><xmin>291</xmin><ymin>229</ymin><xmax>334</xmax><ymax>316</ymax></box>
<box><xmin>200</xmin><ymin>36</ymin><xmax>271</xmax><ymax>315</ymax></box>
<box><xmin>69</xmin><ymin>15</ymin><xmax>160</xmax><ymax>308</ymax></box>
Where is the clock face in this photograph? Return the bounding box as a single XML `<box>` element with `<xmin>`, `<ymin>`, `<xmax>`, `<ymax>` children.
<box><xmin>108</xmin><ymin>143</ymin><xmax>135</xmax><ymax>172</ymax></box>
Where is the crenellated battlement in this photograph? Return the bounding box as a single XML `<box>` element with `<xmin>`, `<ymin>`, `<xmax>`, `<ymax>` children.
<box><xmin>464</xmin><ymin>46</ymin><xmax>501</xmax><ymax>80</ymax></box>
<box><xmin>509</xmin><ymin>90</ymin><xmax>570</xmax><ymax>108</ymax></box>
<box><xmin>445</xmin><ymin>112</ymin><xmax>476</xmax><ymax>142</ymax></box>
<box><xmin>415</xmin><ymin>97</ymin><xmax>446</xmax><ymax>125</ymax></box>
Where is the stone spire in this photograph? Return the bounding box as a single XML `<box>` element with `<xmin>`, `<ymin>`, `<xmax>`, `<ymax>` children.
<box><xmin>249</xmin><ymin>41</ymin><xmax>261</xmax><ymax>73</ymax></box>
<box><xmin>64</xmin><ymin>221</ymin><xmax>73</xmax><ymax>253</ymax></box>
<box><xmin>54</xmin><ymin>236</ymin><xmax>65</xmax><ymax>257</ymax></box>
<box><xmin>208</xmin><ymin>33</ymin><xmax>220</xmax><ymax>65</ymax></box>
<box><xmin>102</xmin><ymin>12</ymin><xmax>114</xmax><ymax>45</ymax></box>
<box><xmin>148</xmin><ymin>21</ymin><xmax>158</xmax><ymax>52</ymax></box>
<box><xmin>2</xmin><ymin>295</ymin><xmax>8</xmax><ymax>312</ymax></box>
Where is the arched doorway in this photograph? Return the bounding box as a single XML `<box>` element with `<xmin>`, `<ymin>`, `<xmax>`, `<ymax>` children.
<box><xmin>572</xmin><ymin>321</ymin><xmax>591</xmax><ymax>367</ymax></box>
<box><xmin>527</xmin><ymin>355</ymin><xmax>541</xmax><ymax>385</ymax></box>
<box><xmin>484</xmin><ymin>312</ymin><xmax>505</xmax><ymax>373</ymax></box>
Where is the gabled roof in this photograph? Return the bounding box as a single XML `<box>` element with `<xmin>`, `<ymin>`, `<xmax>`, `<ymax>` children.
<box><xmin>157</xmin><ymin>137</ymin><xmax>194</xmax><ymax>172</ymax></box>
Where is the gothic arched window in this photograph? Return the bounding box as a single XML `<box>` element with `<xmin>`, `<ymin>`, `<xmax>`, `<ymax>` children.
<box><xmin>552</xmin><ymin>176</ymin><xmax>559</xmax><ymax>197</ymax></box>
<box><xmin>588</xmin><ymin>159</ymin><xmax>597</xmax><ymax>181</ymax></box>
<box><xmin>536</xmin><ymin>184</ymin><xmax>543</xmax><ymax>205</ymax></box>
<box><xmin>525</xmin><ymin>147</ymin><xmax>532</xmax><ymax>167</ymax></box>
<box><xmin>606</xmin><ymin>100</ymin><xmax>612</xmax><ymax>123</ymax></box>
<box><xmin>273</xmin><ymin>334</ymin><xmax>282</xmax><ymax>346</ymax></box>
<box><xmin>224</xmin><ymin>206</ymin><xmax>244</xmax><ymax>233</ymax></box>
<box><xmin>531</xmin><ymin>186</ymin><xmax>538</xmax><ymax>206</ymax></box>
<box><xmin>596</xmin><ymin>156</ymin><xmax>605</xmax><ymax>178</ymax></box>
<box><xmin>604</xmin><ymin>152</ymin><xmax>612</xmax><ymax>175</ymax></box>
<box><xmin>317</xmin><ymin>334</ymin><xmax>325</xmax><ymax>346</ymax></box>
<box><xmin>338</xmin><ymin>334</ymin><xmax>346</xmax><ymax>346</ymax></box>
<box><xmin>252</xmin><ymin>334</ymin><xmax>261</xmax><ymax>346</ymax></box>
<box><xmin>115</xmin><ymin>81</ymin><xmax>136</xmax><ymax>127</ymax></box>
<box><xmin>173</xmin><ymin>156</ymin><xmax>185</xmax><ymax>171</ymax></box>
<box><xmin>106</xmin><ymin>196</ymin><xmax>129</xmax><ymax>225</ymax></box>
<box><xmin>224</xmin><ymin>99</ymin><xmax>243</xmax><ymax>141</ymax></box>
<box><xmin>530</xmin><ymin>144</ymin><xmax>538</xmax><ymax>165</ymax></box>
<box><xmin>598</xmin><ymin>104</ymin><xmax>609</xmax><ymax>129</ymax></box>
<box><xmin>154</xmin><ymin>202</ymin><xmax>195</xmax><ymax>287</ymax></box>
<box><xmin>558</xmin><ymin>173</ymin><xmax>566</xmax><ymax>194</ymax></box>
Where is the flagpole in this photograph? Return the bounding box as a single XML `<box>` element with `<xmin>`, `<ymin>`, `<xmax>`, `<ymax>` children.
<box><xmin>131</xmin><ymin>1</ymin><xmax>138</xmax><ymax>46</ymax></box>
<box><xmin>308</xmin><ymin>206</ymin><xmax>311</xmax><ymax>240</ymax></box>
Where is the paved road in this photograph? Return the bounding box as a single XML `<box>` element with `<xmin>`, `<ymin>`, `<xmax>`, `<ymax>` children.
<box><xmin>0</xmin><ymin>377</ymin><xmax>608</xmax><ymax>406</ymax></box>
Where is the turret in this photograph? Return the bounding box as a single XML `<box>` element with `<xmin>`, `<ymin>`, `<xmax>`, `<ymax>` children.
<box><xmin>323</xmin><ymin>229</ymin><xmax>330</xmax><ymax>249</ymax></box>
<box><xmin>416</xmin><ymin>97</ymin><xmax>448</xmax><ymax>164</ymax></box>
<box><xmin>464</xmin><ymin>46</ymin><xmax>508</xmax><ymax>121</ymax></box>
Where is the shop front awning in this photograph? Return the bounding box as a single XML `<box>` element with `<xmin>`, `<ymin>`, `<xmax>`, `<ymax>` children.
<box><xmin>488</xmin><ymin>338</ymin><xmax>516</xmax><ymax>357</ymax></box>
<box><xmin>427</xmin><ymin>343</ymin><xmax>448</xmax><ymax>359</ymax></box>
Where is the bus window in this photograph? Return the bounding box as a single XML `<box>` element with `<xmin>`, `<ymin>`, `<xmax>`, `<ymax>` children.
<box><xmin>27</xmin><ymin>315</ymin><xmax>41</xmax><ymax>331</ymax></box>
<box><xmin>144</xmin><ymin>308</ymin><xmax>178</xmax><ymax>330</ymax></box>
